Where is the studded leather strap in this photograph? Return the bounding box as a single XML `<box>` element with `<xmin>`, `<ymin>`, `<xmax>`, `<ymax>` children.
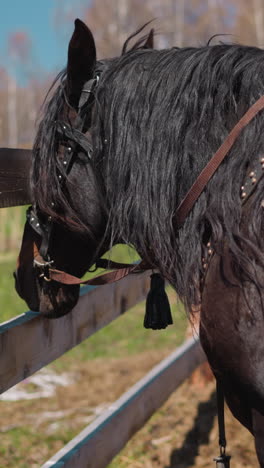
<box><xmin>176</xmin><ymin>95</ymin><xmax>264</xmax><ymax>226</ymax></box>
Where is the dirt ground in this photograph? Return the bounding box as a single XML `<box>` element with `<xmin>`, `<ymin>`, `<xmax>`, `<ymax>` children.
<box><xmin>0</xmin><ymin>349</ymin><xmax>259</xmax><ymax>467</ymax></box>
<box><xmin>112</xmin><ymin>367</ymin><xmax>258</xmax><ymax>468</ymax></box>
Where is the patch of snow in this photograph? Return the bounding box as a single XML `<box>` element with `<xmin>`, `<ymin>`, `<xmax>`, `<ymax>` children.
<box><xmin>0</xmin><ymin>369</ymin><xmax>73</xmax><ymax>401</ymax></box>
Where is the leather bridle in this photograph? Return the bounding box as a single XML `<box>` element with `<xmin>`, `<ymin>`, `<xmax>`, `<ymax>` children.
<box><xmin>29</xmin><ymin>69</ymin><xmax>102</xmax><ymax>280</ymax></box>
<box><xmin>29</xmin><ymin>65</ymin><xmax>153</xmax><ymax>285</ymax></box>
<box><xmin>29</xmin><ymin>81</ymin><xmax>264</xmax><ymax>288</ymax></box>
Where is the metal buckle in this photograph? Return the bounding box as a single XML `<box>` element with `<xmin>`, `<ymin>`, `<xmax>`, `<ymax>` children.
<box><xmin>34</xmin><ymin>256</ymin><xmax>54</xmax><ymax>282</ymax></box>
<box><xmin>214</xmin><ymin>454</ymin><xmax>231</xmax><ymax>468</ymax></box>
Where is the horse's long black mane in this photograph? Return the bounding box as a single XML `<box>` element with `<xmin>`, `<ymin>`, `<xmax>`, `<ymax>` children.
<box><xmin>32</xmin><ymin>37</ymin><xmax>264</xmax><ymax>309</ymax></box>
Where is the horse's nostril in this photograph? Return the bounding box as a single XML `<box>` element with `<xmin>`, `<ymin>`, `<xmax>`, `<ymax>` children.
<box><xmin>39</xmin><ymin>285</ymin><xmax>80</xmax><ymax>318</ymax></box>
<box><xmin>40</xmin><ymin>302</ymin><xmax>76</xmax><ymax>318</ymax></box>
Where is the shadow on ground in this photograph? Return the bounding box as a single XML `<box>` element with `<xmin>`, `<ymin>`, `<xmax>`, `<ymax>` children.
<box><xmin>166</xmin><ymin>390</ymin><xmax>217</xmax><ymax>468</ymax></box>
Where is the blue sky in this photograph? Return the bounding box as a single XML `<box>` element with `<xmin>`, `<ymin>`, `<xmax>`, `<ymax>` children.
<box><xmin>0</xmin><ymin>0</ymin><xmax>86</xmax><ymax>81</ymax></box>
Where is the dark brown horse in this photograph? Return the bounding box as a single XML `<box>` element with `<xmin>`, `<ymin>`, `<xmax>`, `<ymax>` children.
<box><xmin>15</xmin><ymin>19</ymin><xmax>264</xmax><ymax>465</ymax></box>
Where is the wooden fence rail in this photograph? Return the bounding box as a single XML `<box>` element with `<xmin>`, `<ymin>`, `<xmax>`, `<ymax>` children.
<box><xmin>0</xmin><ymin>273</ymin><xmax>150</xmax><ymax>394</ymax></box>
<box><xmin>42</xmin><ymin>338</ymin><xmax>205</xmax><ymax>468</ymax></box>
<box><xmin>0</xmin><ymin>273</ymin><xmax>206</xmax><ymax>467</ymax></box>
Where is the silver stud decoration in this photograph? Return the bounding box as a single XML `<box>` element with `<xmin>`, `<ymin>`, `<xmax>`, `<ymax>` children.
<box><xmin>201</xmin><ymin>241</ymin><xmax>215</xmax><ymax>274</ymax></box>
<box><xmin>241</xmin><ymin>184</ymin><xmax>247</xmax><ymax>198</ymax></box>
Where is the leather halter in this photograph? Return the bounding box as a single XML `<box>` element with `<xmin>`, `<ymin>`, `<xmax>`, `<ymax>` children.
<box><xmin>31</xmin><ymin>94</ymin><xmax>264</xmax><ymax>287</ymax></box>
<box><xmin>29</xmin><ymin>72</ymin><xmax>100</xmax><ymax>268</ymax></box>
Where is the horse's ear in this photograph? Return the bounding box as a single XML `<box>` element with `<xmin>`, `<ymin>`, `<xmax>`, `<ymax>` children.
<box><xmin>67</xmin><ymin>19</ymin><xmax>96</xmax><ymax>107</ymax></box>
<box><xmin>142</xmin><ymin>29</ymin><xmax>154</xmax><ymax>49</ymax></box>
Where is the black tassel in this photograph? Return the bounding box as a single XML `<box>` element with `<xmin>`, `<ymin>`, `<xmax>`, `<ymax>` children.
<box><xmin>144</xmin><ymin>273</ymin><xmax>173</xmax><ymax>330</ymax></box>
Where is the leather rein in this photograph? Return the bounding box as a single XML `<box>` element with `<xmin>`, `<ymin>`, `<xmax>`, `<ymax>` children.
<box><xmin>30</xmin><ymin>90</ymin><xmax>264</xmax><ymax>287</ymax></box>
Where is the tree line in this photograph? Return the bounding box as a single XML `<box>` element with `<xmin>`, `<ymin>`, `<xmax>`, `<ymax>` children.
<box><xmin>0</xmin><ymin>0</ymin><xmax>263</xmax><ymax>147</ymax></box>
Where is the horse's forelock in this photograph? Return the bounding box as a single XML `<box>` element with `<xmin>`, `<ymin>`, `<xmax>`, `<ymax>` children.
<box><xmin>31</xmin><ymin>71</ymin><xmax>96</xmax><ymax>235</ymax></box>
<box><xmin>32</xmin><ymin>73</ymin><xmax>65</xmax><ymax>214</ymax></box>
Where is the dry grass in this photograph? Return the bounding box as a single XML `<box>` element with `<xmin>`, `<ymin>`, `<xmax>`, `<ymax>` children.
<box><xmin>110</xmin><ymin>378</ymin><xmax>258</xmax><ymax>468</ymax></box>
<box><xmin>0</xmin><ymin>353</ymin><xmax>258</xmax><ymax>468</ymax></box>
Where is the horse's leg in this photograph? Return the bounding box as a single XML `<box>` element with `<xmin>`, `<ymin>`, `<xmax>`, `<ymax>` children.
<box><xmin>252</xmin><ymin>409</ymin><xmax>264</xmax><ymax>467</ymax></box>
<box><xmin>222</xmin><ymin>384</ymin><xmax>253</xmax><ymax>434</ymax></box>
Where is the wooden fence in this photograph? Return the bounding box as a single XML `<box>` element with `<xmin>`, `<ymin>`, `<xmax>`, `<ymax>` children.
<box><xmin>0</xmin><ymin>272</ymin><xmax>206</xmax><ymax>467</ymax></box>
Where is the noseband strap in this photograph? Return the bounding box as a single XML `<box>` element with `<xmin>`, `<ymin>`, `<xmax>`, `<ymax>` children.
<box><xmin>45</xmin><ymin>260</ymin><xmax>148</xmax><ymax>286</ymax></box>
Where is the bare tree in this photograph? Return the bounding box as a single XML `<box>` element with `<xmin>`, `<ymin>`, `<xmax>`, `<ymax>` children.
<box><xmin>7</xmin><ymin>75</ymin><xmax>17</xmax><ymax>147</ymax></box>
<box><xmin>0</xmin><ymin>68</ymin><xmax>9</xmax><ymax>145</ymax></box>
<box><xmin>7</xmin><ymin>31</ymin><xmax>38</xmax><ymax>145</ymax></box>
<box><xmin>253</xmin><ymin>0</ymin><xmax>264</xmax><ymax>46</ymax></box>
<box><xmin>82</xmin><ymin>0</ymin><xmax>154</xmax><ymax>56</ymax></box>
<box><xmin>175</xmin><ymin>0</ymin><xmax>185</xmax><ymax>47</ymax></box>
<box><xmin>231</xmin><ymin>0</ymin><xmax>264</xmax><ymax>46</ymax></box>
